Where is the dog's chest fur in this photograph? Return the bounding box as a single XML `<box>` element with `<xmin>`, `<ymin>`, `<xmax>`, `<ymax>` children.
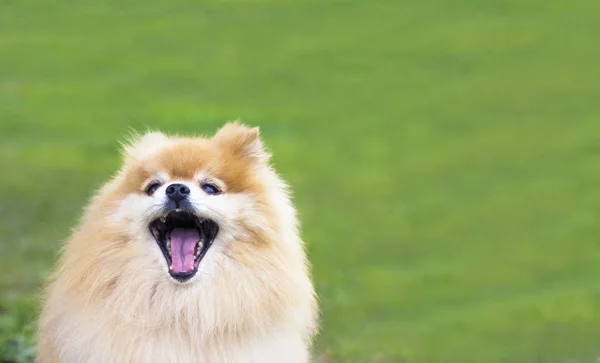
<box><xmin>50</xmin><ymin>307</ymin><xmax>308</xmax><ymax>363</ymax></box>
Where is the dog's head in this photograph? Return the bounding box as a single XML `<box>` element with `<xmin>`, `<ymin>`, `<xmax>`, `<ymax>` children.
<box><xmin>91</xmin><ymin>122</ymin><xmax>295</xmax><ymax>285</ymax></box>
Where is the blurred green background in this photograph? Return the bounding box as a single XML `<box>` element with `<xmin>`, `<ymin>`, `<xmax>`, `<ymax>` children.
<box><xmin>1</xmin><ymin>0</ymin><xmax>600</xmax><ymax>362</ymax></box>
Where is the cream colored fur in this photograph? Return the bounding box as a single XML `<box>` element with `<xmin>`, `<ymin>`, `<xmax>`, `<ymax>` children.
<box><xmin>38</xmin><ymin>123</ymin><xmax>318</xmax><ymax>363</ymax></box>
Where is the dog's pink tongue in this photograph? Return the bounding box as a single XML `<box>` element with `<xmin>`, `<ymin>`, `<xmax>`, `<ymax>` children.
<box><xmin>169</xmin><ymin>228</ymin><xmax>199</xmax><ymax>273</ymax></box>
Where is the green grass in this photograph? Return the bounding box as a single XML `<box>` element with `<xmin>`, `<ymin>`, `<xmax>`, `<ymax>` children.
<box><xmin>2</xmin><ymin>0</ymin><xmax>600</xmax><ymax>361</ymax></box>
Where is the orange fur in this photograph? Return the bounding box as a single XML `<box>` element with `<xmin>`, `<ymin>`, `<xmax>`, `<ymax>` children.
<box><xmin>38</xmin><ymin>123</ymin><xmax>318</xmax><ymax>363</ymax></box>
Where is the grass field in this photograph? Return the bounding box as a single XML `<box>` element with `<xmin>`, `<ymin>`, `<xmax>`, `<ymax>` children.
<box><xmin>2</xmin><ymin>0</ymin><xmax>600</xmax><ymax>362</ymax></box>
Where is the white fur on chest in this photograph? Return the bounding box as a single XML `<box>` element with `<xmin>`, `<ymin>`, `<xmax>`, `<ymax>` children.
<box><xmin>55</xmin><ymin>314</ymin><xmax>308</xmax><ymax>363</ymax></box>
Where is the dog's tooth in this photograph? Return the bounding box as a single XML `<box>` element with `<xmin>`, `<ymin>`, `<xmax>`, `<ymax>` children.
<box><xmin>160</xmin><ymin>216</ymin><xmax>166</xmax><ymax>223</ymax></box>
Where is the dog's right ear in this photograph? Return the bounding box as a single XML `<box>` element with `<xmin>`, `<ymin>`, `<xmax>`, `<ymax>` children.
<box><xmin>121</xmin><ymin>131</ymin><xmax>169</xmax><ymax>162</ymax></box>
<box><xmin>213</xmin><ymin>121</ymin><xmax>270</xmax><ymax>163</ymax></box>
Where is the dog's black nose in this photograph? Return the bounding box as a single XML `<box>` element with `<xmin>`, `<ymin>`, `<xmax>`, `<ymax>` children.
<box><xmin>165</xmin><ymin>183</ymin><xmax>190</xmax><ymax>202</ymax></box>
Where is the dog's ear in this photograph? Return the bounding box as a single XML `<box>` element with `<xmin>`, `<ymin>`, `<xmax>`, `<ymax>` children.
<box><xmin>122</xmin><ymin>131</ymin><xmax>169</xmax><ymax>162</ymax></box>
<box><xmin>213</xmin><ymin>121</ymin><xmax>270</xmax><ymax>162</ymax></box>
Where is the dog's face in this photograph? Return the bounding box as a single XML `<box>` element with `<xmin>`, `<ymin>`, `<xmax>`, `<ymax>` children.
<box><xmin>103</xmin><ymin>123</ymin><xmax>279</xmax><ymax>284</ymax></box>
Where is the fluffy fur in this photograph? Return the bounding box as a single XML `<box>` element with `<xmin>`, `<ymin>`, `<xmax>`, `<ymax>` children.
<box><xmin>38</xmin><ymin>123</ymin><xmax>318</xmax><ymax>363</ymax></box>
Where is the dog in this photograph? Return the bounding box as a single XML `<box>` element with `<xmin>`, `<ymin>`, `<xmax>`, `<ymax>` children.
<box><xmin>38</xmin><ymin>122</ymin><xmax>318</xmax><ymax>362</ymax></box>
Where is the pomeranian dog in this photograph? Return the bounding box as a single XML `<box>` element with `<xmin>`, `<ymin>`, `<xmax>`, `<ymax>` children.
<box><xmin>38</xmin><ymin>123</ymin><xmax>318</xmax><ymax>363</ymax></box>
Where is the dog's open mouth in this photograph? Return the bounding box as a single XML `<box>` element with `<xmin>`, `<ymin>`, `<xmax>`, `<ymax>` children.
<box><xmin>149</xmin><ymin>210</ymin><xmax>219</xmax><ymax>282</ymax></box>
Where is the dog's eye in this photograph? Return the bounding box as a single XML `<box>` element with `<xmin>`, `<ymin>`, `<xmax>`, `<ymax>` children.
<box><xmin>201</xmin><ymin>183</ymin><xmax>221</xmax><ymax>195</ymax></box>
<box><xmin>145</xmin><ymin>182</ymin><xmax>162</xmax><ymax>196</ymax></box>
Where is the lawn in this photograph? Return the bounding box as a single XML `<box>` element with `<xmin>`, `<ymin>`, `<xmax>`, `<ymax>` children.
<box><xmin>1</xmin><ymin>0</ymin><xmax>600</xmax><ymax>362</ymax></box>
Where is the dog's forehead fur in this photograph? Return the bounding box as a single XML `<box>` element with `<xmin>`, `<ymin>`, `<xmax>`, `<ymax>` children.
<box><xmin>123</xmin><ymin>124</ymin><xmax>266</xmax><ymax>193</ymax></box>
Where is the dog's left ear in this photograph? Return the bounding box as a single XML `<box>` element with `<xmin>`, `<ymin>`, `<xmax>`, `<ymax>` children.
<box><xmin>214</xmin><ymin>121</ymin><xmax>270</xmax><ymax>162</ymax></box>
<box><xmin>122</xmin><ymin>131</ymin><xmax>170</xmax><ymax>162</ymax></box>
